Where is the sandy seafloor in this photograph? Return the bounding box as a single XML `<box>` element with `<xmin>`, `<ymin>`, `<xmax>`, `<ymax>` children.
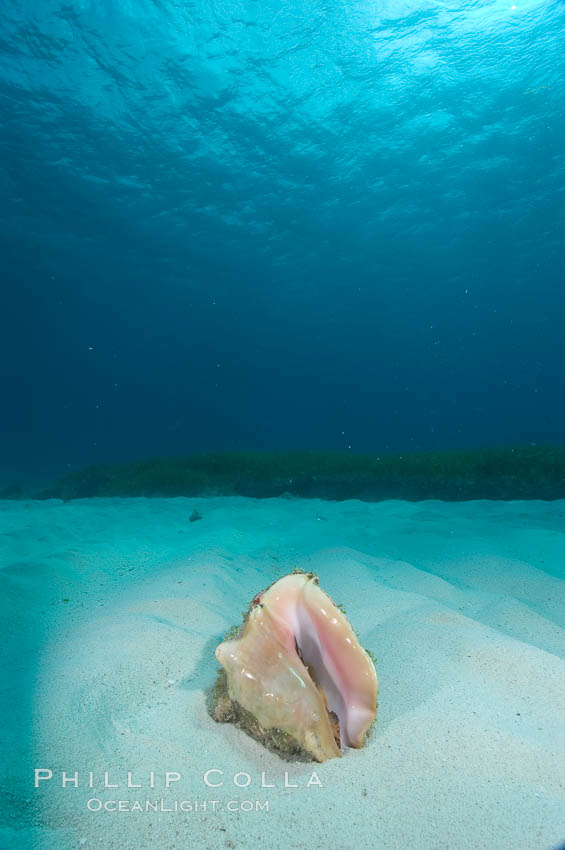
<box><xmin>1</xmin><ymin>496</ymin><xmax>565</xmax><ymax>850</ymax></box>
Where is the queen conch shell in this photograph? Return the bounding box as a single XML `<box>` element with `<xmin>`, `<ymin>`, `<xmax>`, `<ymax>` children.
<box><xmin>213</xmin><ymin>572</ymin><xmax>378</xmax><ymax>762</ymax></box>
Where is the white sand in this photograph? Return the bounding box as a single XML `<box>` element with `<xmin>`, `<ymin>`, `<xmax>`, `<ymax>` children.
<box><xmin>1</xmin><ymin>496</ymin><xmax>565</xmax><ymax>850</ymax></box>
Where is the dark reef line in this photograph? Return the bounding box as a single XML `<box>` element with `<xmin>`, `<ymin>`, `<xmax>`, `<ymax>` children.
<box><xmin>3</xmin><ymin>446</ymin><xmax>565</xmax><ymax>502</ymax></box>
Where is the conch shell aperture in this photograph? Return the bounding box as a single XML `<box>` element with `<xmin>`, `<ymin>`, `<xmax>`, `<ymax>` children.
<box><xmin>212</xmin><ymin>572</ymin><xmax>378</xmax><ymax>762</ymax></box>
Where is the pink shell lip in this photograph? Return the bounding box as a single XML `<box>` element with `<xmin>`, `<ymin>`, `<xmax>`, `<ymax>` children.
<box><xmin>279</xmin><ymin>573</ymin><xmax>377</xmax><ymax>749</ymax></box>
<box><xmin>250</xmin><ymin>572</ymin><xmax>318</xmax><ymax>608</ymax></box>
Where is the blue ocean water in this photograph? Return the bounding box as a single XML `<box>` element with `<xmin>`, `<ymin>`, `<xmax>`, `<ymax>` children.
<box><xmin>1</xmin><ymin>0</ymin><xmax>564</xmax><ymax>485</ymax></box>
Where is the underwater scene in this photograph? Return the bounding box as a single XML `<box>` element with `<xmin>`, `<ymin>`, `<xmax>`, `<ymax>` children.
<box><xmin>1</xmin><ymin>0</ymin><xmax>565</xmax><ymax>848</ymax></box>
